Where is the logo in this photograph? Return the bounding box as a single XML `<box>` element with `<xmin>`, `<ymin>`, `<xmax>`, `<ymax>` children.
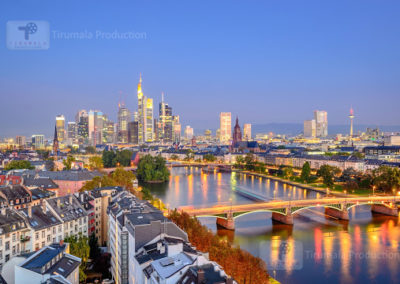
<box><xmin>259</xmin><ymin>240</ymin><xmax>303</xmax><ymax>271</ymax></box>
<box><xmin>7</xmin><ymin>21</ymin><xmax>49</xmax><ymax>50</ymax></box>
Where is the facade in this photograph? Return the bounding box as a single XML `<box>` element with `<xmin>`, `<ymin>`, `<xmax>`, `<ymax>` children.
<box><xmin>219</xmin><ymin>112</ymin><xmax>232</xmax><ymax>143</ymax></box>
<box><xmin>118</xmin><ymin>104</ymin><xmax>131</xmax><ymax>144</ymax></box>
<box><xmin>184</xmin><ymin>126</ymin><xmax>194</xmax><ymax>140</ymax></box>
<box><xmin>103</xmin><ymin>117</ymin><xmax>115</xmax><ymax>144</ymax></box>
<box><xmin>76</xmin><ymin>110</ymin><xmax>89</xmax><ymax>144</ymax></box>
<box><xmin>46</xmin><ymin>195</ymin><xmax>89</xmax><ymax>239</ymax></box>
<box><xmin>243</xmin><ymin>123</ymin><xmax>251</xmax><ymax>141</ymax></box>
<box><xmin>314</xmin><ymin>110</ymin><xmax>328</xmax><ymax>137</ymax></box>
<box><xmin>304</xmin><ymin>119</ymin><xmax>316</xmax><ymax>138</ymax></box>
<box><xmin>172</xmin><ymin>115</ymin><xmax>181</xmax><ymax>143</ymax></box>
<box><xmin>128</xmin><ymin>121</ymin><xmax>139</xmax><ymax>145</ymax></box>
<box><xmin>137</xmin><ymin>75</ymin><xmax>154</xmax><ymax>143</ymax></box>
<box><xmin>67</xmin><ymin>122</ymin><xmax>77</xmax><ymax>144</ymax></box>
<box><xmin>15</xmin><ymin>136</ymin><xmax>26</xmax><ymax>149</ymax></box>
<box><xmin>159</xmin><ymin>94</ymin><xmax>173</xmax><ymax>143</ymax></box>
<box><xmin>56</xmin><ymin>115</ymin><xmax>66</xmax><ymax>143</ymax></box>
<box><xmin>384</xmin><ymin>135</ymin><xmax>400</xmax><ymax>146</ymax></box>
<box><xmin>0</xmin><ymin>185</ymin><xmax>32</xmax><ymax>209</ymax></box>
<box><xmin>88</xmin><ymin>110</ymin><xmax>104</xmax><ymax>146</ymax></box>
<box><xmin>31</xmin><ymin>135</ymin><xmax>45</xmax><ymax>149</ymax></box>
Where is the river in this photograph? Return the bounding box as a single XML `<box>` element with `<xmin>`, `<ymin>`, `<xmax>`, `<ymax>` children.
<box><xmin>143</xmin><ymin>167</ymin><xmax>400</xmax><ymax>284</ymax></box>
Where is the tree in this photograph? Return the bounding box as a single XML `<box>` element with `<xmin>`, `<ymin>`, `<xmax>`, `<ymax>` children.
<box><xmin>115</xmin><ymin>150</ymin><xmax>133</xmax><ymax>167</ymax></box>
<box><xmin>65</xmin><ymin>233</ymin><xmax>90</xmax><ymax>282</ymax></box>
<box><xmin>203</xmin><ymin>154</ymin><xmax>217</xmax><ymax>162</ymax></box>
<box><xmin>89</xmin><ymin>233</ymin><xmax>101</xmax><ymax>260</ymax></box>
<box><xmin>244</xmin><ymin>153</ymin><xmax>255</xmax><ymax>171</ymax></box>
<box><xmin>300</xmin><ymin>162</ymin><xmax>311</xmax><ymax>183</ymax></box>
<box><xmin>5</xmin><ymin>160</ymin><xmax>34</xmax><ymax>170</ymax></box>
<box><xmin>341</xmin><ymin>167</ymin><xmax>358</xmax><ymax>182</ymax></box>
<box><xmin>80</xmin><ymin>175</ymin><xmax>116</xmax><ymax>191</ymax></box>
<box><xmin>63</xmin><ymin>156</ymin><xmax>76</xmax><ymax>170</ymax></box>
<box><xmin>137</xmin><ymin>155</ymin><xmax>170</xmax><ymax>183</ymax></box>
<box><xmin>372</xmin><ymin>166</ymin><xmax>400</xmax><ymax>193</ymax></box>
<box><xmin>85</xmin><ymin>146</ymin><xmax>96</xmax><ymax>154</ymax></box>
<box><xmin>88</xmin><ymin>156</ymin><xmax>103</xmax><ymax>170</ymax></box>
<box><xmin>111</xmin><ymin>168</ymin><xmax>136</xmax><ymax>190</ymax></box>
<box><xmin>234</xmin><ymin>156</ymin><xmax>245</xmax><ymax>168</ymax></box>
<box><xmin>170</xmin><ymin>154</ymin><xmax>179</xmax><ymax>160</ymax></box>
<box><xmin>102</xmin><ymin>150</ymin><xmax>117</xmax><ymax>168</ymax></box>
<box><xmin>282</xmin><ymin>167</ymin><xmax>294</xmax><ymax>179</ymax></box>
<box><xmin>317</xmin><ymin>165</ymin><xmax>341</xmax><ymax>188</ymax></box>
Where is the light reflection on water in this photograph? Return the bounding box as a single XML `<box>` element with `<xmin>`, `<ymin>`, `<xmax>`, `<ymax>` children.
<box><xmin>144</xmin><ymin>167</ymin><xmax>400</xmax><ymax>283</ymax></box>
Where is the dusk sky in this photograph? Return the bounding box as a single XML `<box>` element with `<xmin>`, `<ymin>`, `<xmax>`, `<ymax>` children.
<box><xmin>1</xmin><ymin>0</ymin><xmax>400</xmax><ymax>137</ymax></box>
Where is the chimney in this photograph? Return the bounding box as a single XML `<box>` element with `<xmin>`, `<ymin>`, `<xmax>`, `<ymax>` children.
<box><xmin>80</xmin><ymin>193</ymin><xmax>85</xmax><ymax>203</ymax></box>
<box><xmin>226</xmin><ymin>277</ymin><xmax>233</xmax><ymax>284</ymax></box>
<box><xmin>69</xmin><ymin>195</ymin><xmax>73</xmax><ymax>204</ymax></box>
<box><xmin>57</xmin><ymin>199</ymin><xmax>61</xmax><ymax>208</ymax></box>
<box><xmin>197</xmin><ymin>269</ymin><xmax>205</xmax><ymax>284</ymax></box>
<box><xmin>1</xmin><ymin>207</ymin><xmax>6</xmax><ymax>215</ymax></box>
<box><xmin>41</xmin><ymin>200</ymin><xmax>47</xmax><ymax>213</ymax></box>
<box><xmin>28</xmin><ymin>205</ymin><xmax>32</xmax><ymax>218</ymax></box>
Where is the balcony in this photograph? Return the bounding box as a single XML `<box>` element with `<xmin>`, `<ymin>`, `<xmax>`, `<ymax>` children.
<box><xmin>20</xmin><ymin>236</ymin><xmax>30</xmax><ymax>243</ymax></box>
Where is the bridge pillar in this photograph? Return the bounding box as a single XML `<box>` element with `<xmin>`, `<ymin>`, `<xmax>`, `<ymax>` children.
<box><xmin>271</xmin><ymin>212</ymin><xmax>293</xmax><ymax>225</ymax></box>
<box><xmin>371</xmin><ymin>204</ymin><xmax>399</xmax><ymax>217</ymax></box>
<box><xmin>325</xmin><ymin>207</ymin><xmax>349</xmax><ymax>221</ymax></box>
<box><xmin>216</xmin><ymin>213</ymin><xmax>235</xmax><ymax>230</ymax></box>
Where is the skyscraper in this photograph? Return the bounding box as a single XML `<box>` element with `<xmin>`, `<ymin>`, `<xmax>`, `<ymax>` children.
<box><xmin>349</xmin><ymin>107</ymin><xmax>355</xmax><ymax>138</ymax></box>
<box><xmin>102</xmin><ymin>115</ymin><xmax>115</xmax><ymax>144</ymax></box>
<box><xmin>117</xmin><ymin>103</ymin><xmax>130</xmax><ymax>143</ymax></box>
<box><xmin>314</xmin><ymin>110</ymin><xmax>328</xmax><ymax>137</ymax></box>
<box><xmin>76</xmin><ymin>110</ymin><xmax>89</xmax><ymax>145</ymax></box>
<box><xmin>159</xmin><ymin>93</ymin><xmax>173</xmax><ymax>143</ymax></box>
<box><xmin>219</xmin><ymin>112</ymin><xmax>231</xmax><ymax>143</ymax></box>
<box><xmin>16</xmin><ymin>136</ymin><xmax>26</xmax><ymax>149</ymax></box>
<box><xmin>137</xmin><ymin>75</ymin><xmax>154</xmax><ymax>143</ymax></box>
<box><xmin>172</xmin><ymin>115</ymin><xmax>181</xmax><ymax>143</ymax></box>
<box><xmin>55</xmin><ymin>115</ymin><xmax>65</xmax><ymax>143</ymax></box>
<box><xmin>128</xmin><ymin>121</ymin><xmax>139</xmax><ymax>144</ymax></box>
<box><xmin>67</xmin><ymin>122</ymin><xmax>77</xmax><ymax>144</ymax></box>
<box><xmin>243</xmin><ymin>124</ymin><xmax>252</xmax><ymax>141</ymax></box>
<box><xmin>185</xmin><ymin>126</ymin><xmax>194</xmax><ymax>140</ymax></box>
<box><xmin>232</xmin><ymin>117</ymin><xmax>242</xmax><ymax>146</ymax></box>
<box><xmin>303</xmin><ymin>120</ymin><xmax>316</xmax><ymax>138</ymax></box>
<box><xmin>88</xmin><ymin>110</ymin><xmax>104</xmax><ymax>145</ymax></box>
<box><xmin>31</xmin><ymin>135</ymin><xmax>45</xmax><ymax>149</ymax></box>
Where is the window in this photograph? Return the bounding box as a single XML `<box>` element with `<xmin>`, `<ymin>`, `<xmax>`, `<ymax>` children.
<box><xmin>35</xmin><ymin>243</ymin><xmax>39</xmax><ymax>250</ymax></box>
<box><xmin>75</xmin><ymin>225</ymin><xmax>78</xmax><ymax>232</ymax></box>
<box><xmin>0</xmin><ymin>238</ymin><xmax>2</xmax><ymax>246</ymax></box>
<box><xmin>58</xmin><ymin>225</ymin><xmax>62</xmax><ymax>233</ymax></box>
<box><xmin>5</xmin><ymin>241</ymin><xmax>10</xmax><ymax>251</ymax></box>
<box><xmin>36</xmin><ymin>232</ymin><xmax>39</xmax><ymax>240</ymax></box>
<box><xmin>12</xmin><ymin>234</ymin><xmax>16</xmax><ymax>242</ymax></box>
<box><xmin>53</xmin><ymin>227</ymin><xmax>56</xmax><ymax>234</ymax></box>
<box><xmin>42</xmin><ymin>231</ymin><xmax>45</xmax><ymax>238</ymax></box>
<box><xmin>0</xmin><ymin>250</ymin><xmax>2</xmax><ymax>260</ymax></box>
<box><xmin>47</xmin><ymin>235</ymin><xmax>50</xmax><ymax>242</ymax></box>
<box><xmin>41</xmin><ymin>241</ymin><xmax>45</xmax><ymax>248</ymax></box>
<box><xmin>53</xmin><ymin>237</ymin><xmax>56</xmax><ymax>243</ymax></box>
<box><xmin>12</xmin><ymin>246</ymin><xmax>15</xmax><ymax>255</ymax></box>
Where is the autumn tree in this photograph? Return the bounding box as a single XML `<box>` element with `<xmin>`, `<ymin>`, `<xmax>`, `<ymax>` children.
<box><xmin>88</xmin><ymin>156</ymin><xmax>103</xmax><ymax>170</ymax></box>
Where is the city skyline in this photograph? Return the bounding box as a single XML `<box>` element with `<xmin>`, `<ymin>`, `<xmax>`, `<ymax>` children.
<box><xmin>1</xmin><ymin>0</ymin><xmax>400</xmax><ymax>137</ymax></box>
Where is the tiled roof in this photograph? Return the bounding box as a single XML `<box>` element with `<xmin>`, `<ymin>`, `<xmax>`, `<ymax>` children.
<box><xmin>46</xmin><ymin>195</ymin><xmax>88</xmax><ymax>222</ymax></box>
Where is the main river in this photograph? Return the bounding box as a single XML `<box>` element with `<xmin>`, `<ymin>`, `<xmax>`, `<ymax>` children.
<box><xmin>144</xmin><ymin>167</ymin><xmax>400</xmax><ymax>284</ymax></box>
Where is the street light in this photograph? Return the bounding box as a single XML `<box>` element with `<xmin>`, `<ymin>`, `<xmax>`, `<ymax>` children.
<box><xmin>372</xmin><ymin>185</ymin><xmax>376</xmax><ymax>196</ymax></box>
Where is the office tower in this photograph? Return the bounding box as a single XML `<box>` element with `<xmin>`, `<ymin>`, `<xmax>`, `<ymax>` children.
<box><xmin>303</xmin><ymin>120</ymin><xmax>316</xmax><ymax>138</ymax></box>
<box><xmin>88</xmin><ymin>110</ymin><xmax>104</xmax><ymax>145</ymax></box>
<box><xmin>15</xmin><ymin>136</ymin><xmax>26</xmax><ymax>149</ymax></box>
<box><xmin>185</xmin><ymin>126</ymin><xmax>194</xmax><ymax>140</ymax></box>
<box><xmin>67</xmin><ymin>122</ymin><xmax>77</xmax><ymax>144</ymax></box>
<box><xmin>172</xmin><ymin>115</ymin><xmax>181</xmax><ymax>143</ymax></box>
<box><xmin>117</xmin><ymin>104</ymin><xmax>130</xmax><ymax>144</ymax></box>
<box><xmin>76</xmin><ymin>110</ymin><xmax>89</xmax><ymax>145</ymax></box>
<box><xmin>137</xmin><ymin>75</ymin><xmax>154</xmax><ymax>143</ymax></box>
<box><xmin>159</xmin><ymin>93</ymin><xmax>173</xmax><ymax>143</ymax></box>
<box><xmin>232</xmin><ymin>117</ymin><xmax>242</xmax><ymax>146</ymax></box>
<box><xmin>133</xmin><ymin>111</ymin><xmax>138</xmax><ymax>122</ymax></box>
<box><xmin>349</xmin><ymin>107</ymin><xmax>354</xmax><ymax>138</ymax></box>
<box><xmin>128</xmin><ymin>121</ymin><xmax>139</xmax><ymax>144</ymax></box>
<box><xmin>219</xmin><ymin>112</ymin><xmax>232</xmax><ymax>143</ymax></box>
<box><xmin>31</xmin><ymin>135</ymin><xmax>45</xmax><ymax>149</ymax></box>
<box><xmin>55</xmin><ymin>115</ymin><xmax>65</xmax><ymax>143</ymax></box>
<box><xmin>243</xmin><ymin>123</ymin><xmax>251</xmax><ymax>141</ymax></box>
<box><xmin>314</xmin><ymin>110</ymin><xmax>328</xmax><ymax>137</ymax></box>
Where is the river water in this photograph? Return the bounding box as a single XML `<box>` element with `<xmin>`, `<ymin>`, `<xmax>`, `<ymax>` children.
<box><xmin>144</xmin><ymin>167</ymin><xmax>400</xmax><ymax>284</ymax></box>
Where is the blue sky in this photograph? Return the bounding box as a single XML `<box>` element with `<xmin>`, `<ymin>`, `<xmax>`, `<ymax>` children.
<box><xmin>1</xmin><ymin>0</ymin><xmax>400</xmax><ymax>137</ymax></box>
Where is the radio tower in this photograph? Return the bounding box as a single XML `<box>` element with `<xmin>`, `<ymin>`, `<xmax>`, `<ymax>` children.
<box><xmin>349</xmin><ymin>107</ymin><xmax>354</xmax><ymax>139</ymax></box>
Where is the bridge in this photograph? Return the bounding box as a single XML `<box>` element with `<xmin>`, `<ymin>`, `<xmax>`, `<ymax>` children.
<box><xmin>174</xmin><ymin>196</ymin><xmax>400</xmax><ymax>230</ymax></box>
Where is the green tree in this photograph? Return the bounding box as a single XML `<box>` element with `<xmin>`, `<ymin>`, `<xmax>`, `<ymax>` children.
<box><xmin>170</xmin><ymin>154</ymin><xmax>179</xmax><ymax>160</ymax></box>
<box><xmin>300</xmin><ymin>162</ymin><xmax>311</xmax><ymax>183</ymax></box>
<box><xmin>63</xmin><ymin>156</ymin><xmax>76</xmax><ymax>170</ymax></box>
<box><xmin>115</xmin><ymin>150</ymin><xmax>133</xmax><ymax>167</ymax></box>
<box><xmin>102</xmin><ymin>150</ymin><xmax>117</xmax><ymax>168</ymax></box>
<box><xmin>89</xmin><ymin>233</ymin><xmax>101</xmax><ymax>260</ymax></box>
<box><xmin>234</xmin><ymin>156</ymin><xmax>245</xmax><ymax>168</ymax></box>
<box><xmin>203</xmin><ymin>154</ymin><xmax>217</xmax><ymax>162</ymax></box>
<box><xmin>5</xmin><ymin>160</ymin><xmax>34</xmax><ymax>170</ymax></box>
<box><xmin>88</xmin><ymin>156</ymin><xmax>104</xmax><ymax>170</ymax></box>
<box><xmin>111</xmin><ymin>168</ymin><xmax>136</xmax><ymax>190</ymax></box>
<box><xmin>80</xmin><ymin>175</ymin><xmax>116</xmax><ymax>191</ymax></box>
<box><xmin>137</xmin><ymin>155</ymin><xmax>170</xmax><ymax>183</ymax></box>
<box><xmin>317</xmin><ymin>165</ymin><xmax>341</xmax><ymax>188</ymax></box>
<box><xmin>85</xmin><ymin>146</ymin><xmax>96</xmax><ymax>154</ymax></box>
<box><xmin>244</xmin><ymin>153</ymin><xmax>255</xmax><ymax>171</ymax></box>
<box><xmin>372</xmin><ymin>166</ymin><xmax>400</xmax><ymax>193</ymax></box>
<box><xmin>282</xmin><ymin>167</ymin><xmax>294</xmax><ymax>179</ymax></box>
<box><xmin>65</xmin><ymin>233</ymin><xmax>90</xmax><ymax>282</ymax></box>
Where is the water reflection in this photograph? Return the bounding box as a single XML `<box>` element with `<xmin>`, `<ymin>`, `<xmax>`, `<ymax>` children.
<box><xmin>144</xmin><ymin>167</ymin><xmax>400</xmax><ymax>284</ymax></box>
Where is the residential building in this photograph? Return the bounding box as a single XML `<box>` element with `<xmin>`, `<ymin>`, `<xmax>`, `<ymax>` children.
<box><xmin>0</xmin><ymin>185</ymin><xmax>32</xmax><ymax>209</ymax></box>
<box><xmin>15</xmin><ymin>136</ymin><xmax>26</xmax><ymax>149</ymax></box>
<box><xmin>15</xmin><ymin>243</ymin><xmax>81</xmax><ymax>284</ymax></box>
<box><xmin>304</xmin><ymin>119</ymin><xmax>316</xmax><ymax>138</ymax></box>
<box><xmin>384</xmin><ymin>135</ymin><xmax>400</xmax><ymax>146</ymax></box>
<box><xmin>31</xmin><ymin>135</ymin><xmax>45</xmax><ymax>150</ymax></box>
<box><xmin>46</xmin><ymin>195</ymin><xmax>88</xmax><ymax>239</ymax></box>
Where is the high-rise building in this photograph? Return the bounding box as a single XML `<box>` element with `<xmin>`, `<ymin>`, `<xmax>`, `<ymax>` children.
<box><xmin>15</xmin><ymin>136</ymin><xmax>26</xmax><ymax>149</ymax></box>
<box><xmin>219</xmin><ymin>112</ymin><xmax>231</xmax><ymax>143</ymax></box>
<box><xmin>88</xmin><ymin>110</ymin><xmax>104</xmax><ymax>145</ymax></box>
<box><xmin>172</xmin><ymin>115</ymin><xmax>181</xmax><ymax>143</ymax></box>
<box><xmin>55</xmin><ymin>115</ymin><xmax>65</xmax><ymax>143</ymax></box>
<box><xmin>137</xmin><ymin>75</ymin><xmax>154</xmax><ymax>143</ymax></box>
<box><xmin>185</xmin><ymin>126</ymin><xmax>194</xmax><ymax>140</ymax></box>
<box><xmin>303</xmin><ymin>120</ymin><xmax>316</xmax><ymax>138</ymax></box>
<box><xmin>349</xmin><ymin>107</ymin><xmax>355</xmax><ymax>138</ymax></box>
<box><xmin>159</xmin><ymin>93</ymin><xmax>173</xmax><ymax>143</ymax></box>
<box><xmin>128</xmin><ymin>121</ymin><xmax>139</xmax><ymax>144</ymax></box>
<box><xmin>204</xmin><ymin>129</ymin><xmax>212</xmax><ymax>141</ymax></box>
<box><xmin>76</xmin><ymin>110</ymin><xmax>88</xmax><ymax>144</ymax></box>
<box><xmin>67</xmin><ymin>122</ymin><xmax>77</xmax><ymax>144</ymax></box>
<box><xmin>117</xmin><ymin>104</ymin><xmax>130</xmax><ymax>143</ymax></box>
<box><xmin>103</xmin><ymin>117</ymin><xmax>115</xmax><ymax>144</ymax></box>
<box><xmin>243</xmin><ymin>124</ymin><xmax>252</xmax><ymax>141</ymax></box>
<box><xmin>31</xmin><ymin>135</ymin><xmax>45</xmax><ymax>149</ymax></box>
<box><xmin>314</xmin><ymin>110</ymin><xmax>328</xmax><ymax>137</ymax></box>
<box><xmin>232</xmin><ymin>117</ymin><xmax>242</xmax><ymax>146</ymax></box>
